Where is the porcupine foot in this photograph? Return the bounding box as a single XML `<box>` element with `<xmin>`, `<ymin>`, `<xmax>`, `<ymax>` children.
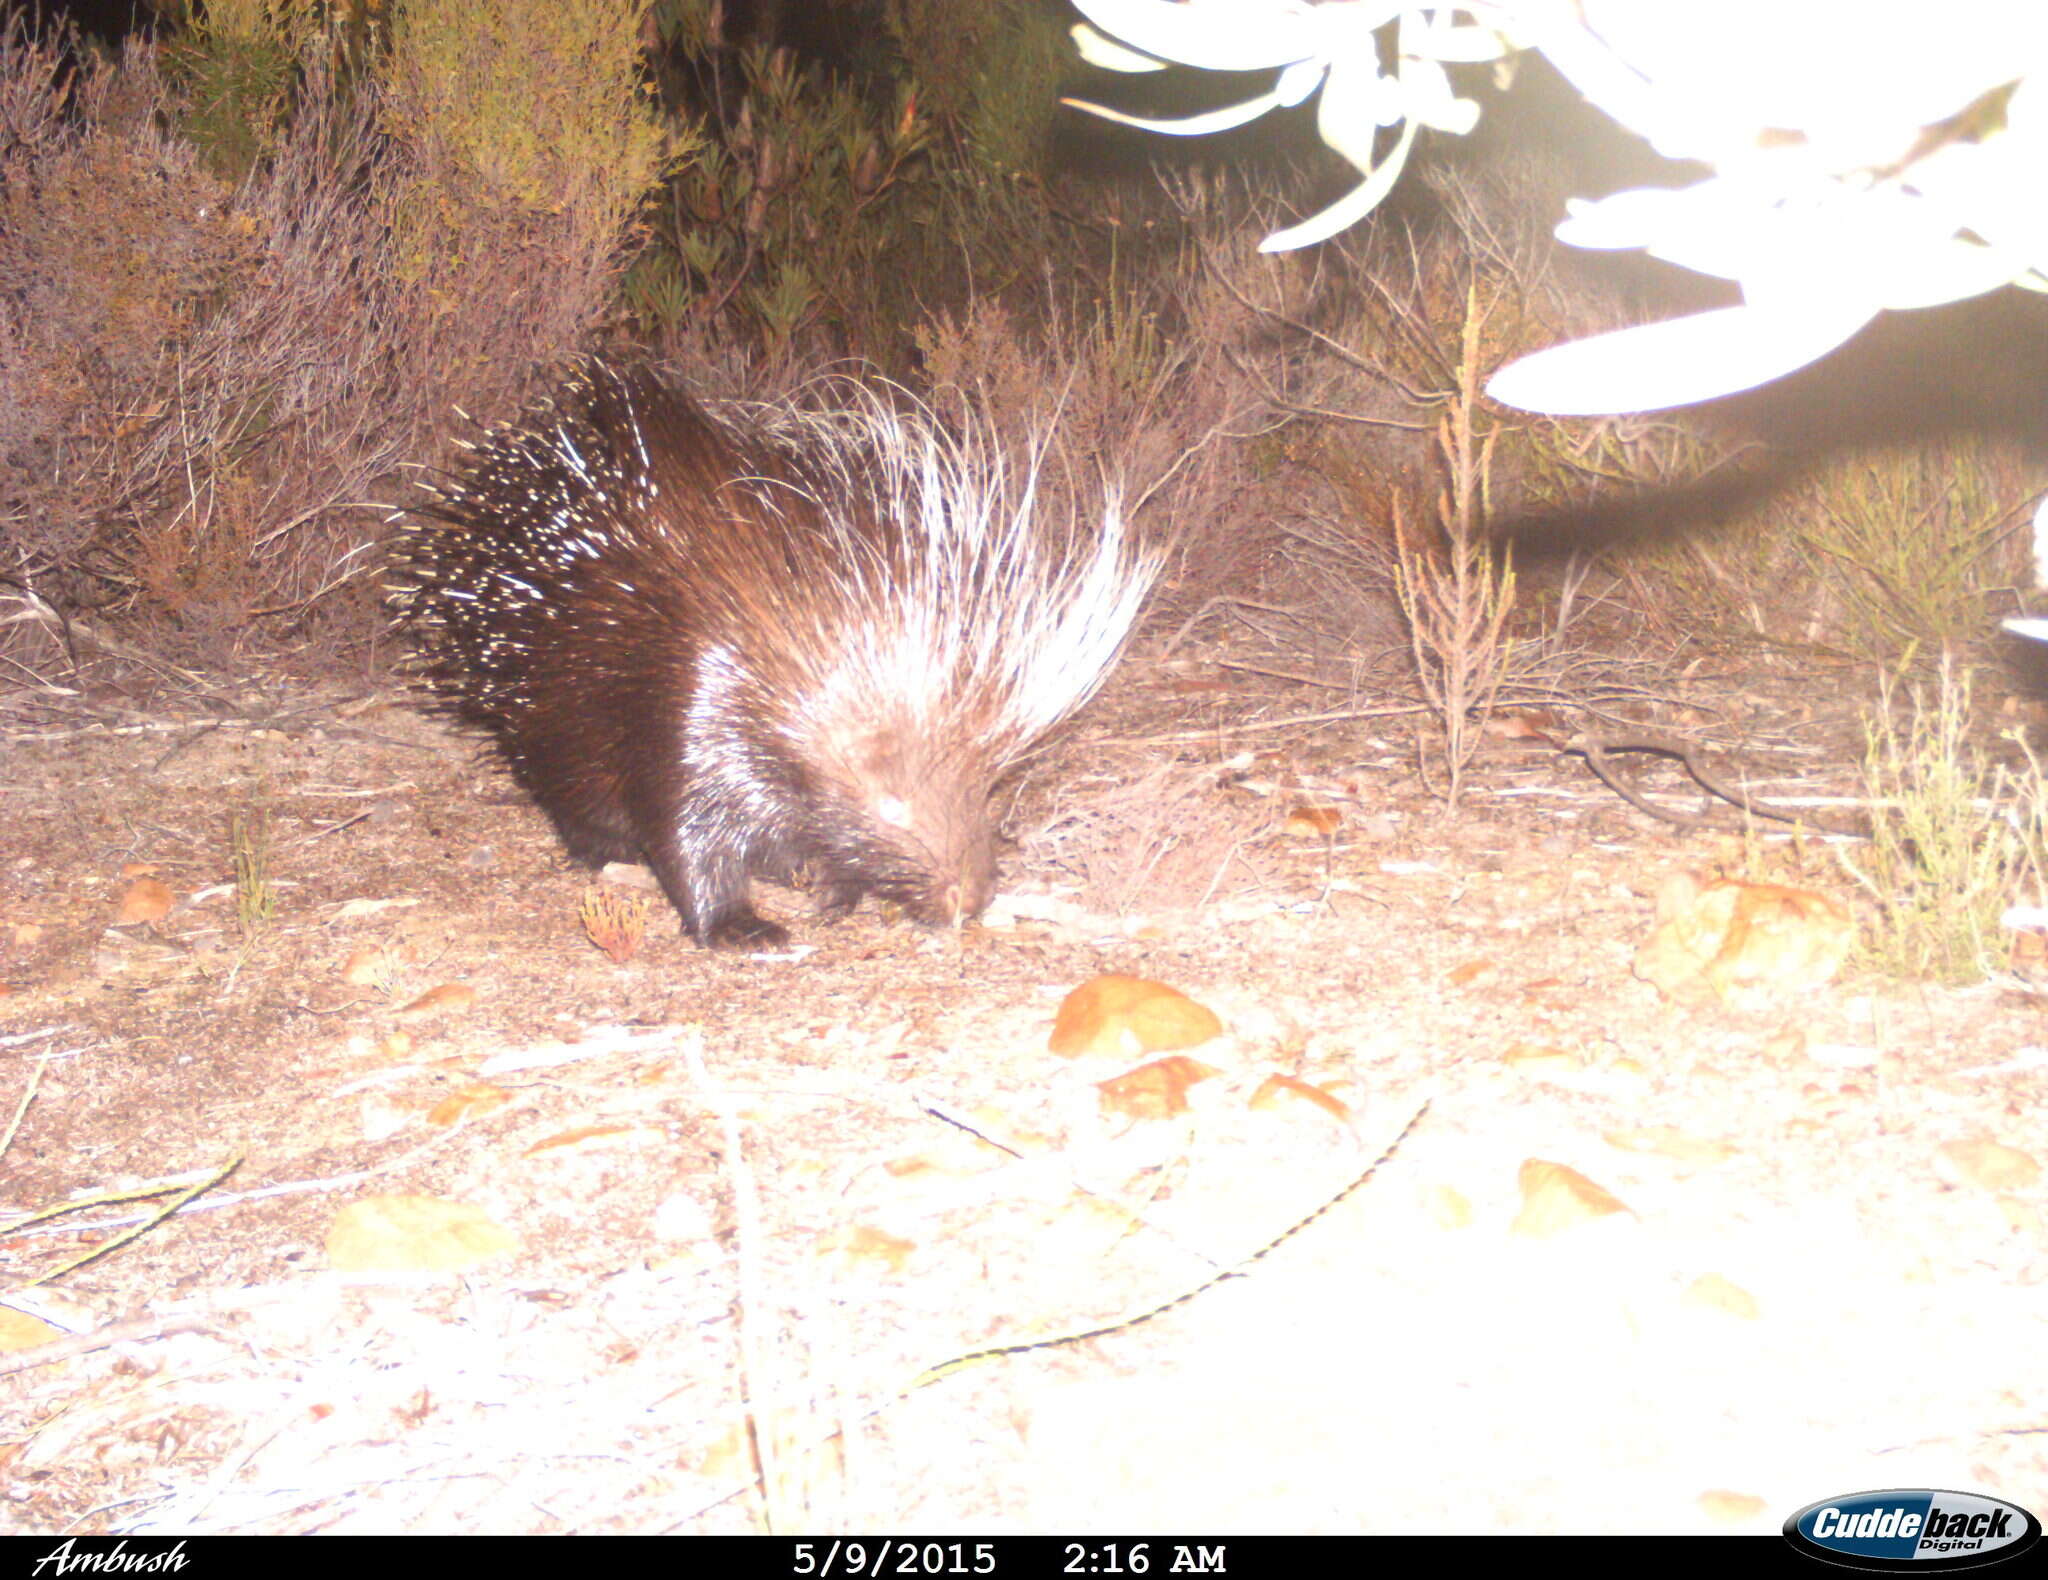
<box><xmin>648</xmin><ymin>843</ymin><xmax>791</xmax><ymax>949</ymax></box>
<box><xmin>701</xmin><ymin>906</ymin><xmax>790</xmax><ymax>949</ymax></box>
<box><xmin>815</xmin><ymin>880</ymin><xmax>867</xmax><ymax>920</ymax></box>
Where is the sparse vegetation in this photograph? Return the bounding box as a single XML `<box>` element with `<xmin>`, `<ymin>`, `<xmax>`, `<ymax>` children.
<box><xmin>1841</xmin><ymin>660</ymin><xmax>2042</xmax><ymax>984</ymax></box>
<box><xmin>1</xmin><ymin>1</ymin><xmax>676</xmax><ymax>645</ymax></box>
<box><xmin>1789</xmin><ymin>438</ymin><xmax>2031</xmax><ymax>663</ymax></box>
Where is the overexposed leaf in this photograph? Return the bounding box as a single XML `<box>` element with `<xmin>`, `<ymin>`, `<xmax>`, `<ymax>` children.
<box><xmin>1068</xmin><ymin>0</ymin><xmax>1325</xmax><ymax>75</ymax></box>
<box><xmin>1556</xmin><ymin>184</ymin><xmax>1747</xmax><ymax>266</ymax></box>
<box><xmin>1069</xmin><ymin>22</ymin><xmax>1168</xmax><ymax>73</ymax></box>
<box><xmin>1485</xmin><ymin>297</ymin><xmax>1875</xmax><ymax>414</ymax></box>
<box><xmin>1314</xmin><ymin>51</ymin><xmax>1400</xmax><ymax>169</ymax></box>
<box><xmin>1406</xmin><ymin>12</ymin><xmax>1523</xmax><ymax>64</ymax></box>
<box><xmin>1272</xmin><ymin>55</ymin><xmax>1331</xmax><ymax>110</ymax></box>
<box><xmin>1061</xmin><ymin>86</ymin><xmax>1291</xmax><ymax>138</ymax></box>
<box><xmin>1390</xmin><ymin>53</ymin><xmax>1479</xmax><ymax>135</ymax></box>
<box><xmin>1262</xmin><ymin>117</ymin><xmax>1418</xmax><ymax>252</ymax></box>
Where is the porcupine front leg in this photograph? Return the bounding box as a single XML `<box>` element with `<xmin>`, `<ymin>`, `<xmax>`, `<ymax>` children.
<box><xmin>640</xmin><ymin>825</ymin><xmax>790</xmax><ymax>948</ymax></box>
<box><xmin>815</xmin><ymin>880</ymin><xmax>868</xmax><ymax>919</ymax></box>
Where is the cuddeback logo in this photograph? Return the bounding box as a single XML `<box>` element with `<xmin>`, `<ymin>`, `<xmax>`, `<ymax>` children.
<box><xmin>1784</xmin><ymin>1489</ymin><xmax>2042</xmax><ymax>1571</ymax></box>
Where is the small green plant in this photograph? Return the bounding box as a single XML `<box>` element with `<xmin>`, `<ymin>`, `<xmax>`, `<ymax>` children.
<box><xmin>161</xmin><ymin>0</ymin><xmax>308</xmax><ymax>185</ymax></box>
<box><xmin>1790</xmin><ymin>438</ymin><xmax>2028</xmax><ymax>662</ymax></box>
<box><xmin>1840</xmin><ymin>659</ymin><xmax>2036</xmax><ymax>983</ymax></box>
<box><xmin>231</xmin><ymin>808</ymin><xmax>276</xmax><ymax>941</ymax></box>
<box><xmin>628</xmin><ymin>28</ymin><xmax>930</xmax><ymax>350</ymax></box>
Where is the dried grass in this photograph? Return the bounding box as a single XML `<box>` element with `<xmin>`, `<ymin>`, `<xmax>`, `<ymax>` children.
<box><xmin>1022</xmin><ymin>761</ymin><xmax>1278</xmax><ymax>923</ymax></box>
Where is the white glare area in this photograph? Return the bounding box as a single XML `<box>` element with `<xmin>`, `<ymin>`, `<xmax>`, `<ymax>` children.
<box><xmin>1064</xmin><ymin>1</ymin><xmax>2048</xmax><ymax>414</ymax></box>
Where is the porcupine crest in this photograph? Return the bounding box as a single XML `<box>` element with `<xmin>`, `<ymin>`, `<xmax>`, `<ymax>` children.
<box><xmin>388</xmin><ymin>363</ymin><xmax>1157</xmax><ymax>948</ymax></box>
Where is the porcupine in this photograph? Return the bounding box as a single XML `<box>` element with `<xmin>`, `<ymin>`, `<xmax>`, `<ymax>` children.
<box><xmin>386</xmin><ymin>363</ymin><xmax>1156</xmax><ymax>948</ymax></box>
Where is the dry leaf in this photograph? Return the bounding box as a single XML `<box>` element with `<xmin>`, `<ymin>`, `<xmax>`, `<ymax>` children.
<box><xmin>1683</xmin><ymin>1273</ymin><xmax>1760</xmax><ymax>1319</ymax></box>
<box><xmin>1699</xmin><ymin>1491</ymin><xmax>1768</xmax><ymax>1525</ymax></box>
<box><xmin>1501</xmin><ymin>1043</ymin><xmax>1582</xmax><ymax>1075</ymax></box>
<box><xmin>1425</xmin><ymin>1185</ymin><xmax>1473</xmax><ymax>1230</ymax></box>
<box><xmin>1511</xmin><ymin>1158</ymin><xmax>1633</xmax><ymax>1238</ymax></box>
<box><xmin>1284</xmin><ymin>805</ymin><xmax>1343</xmax><ymax>837</ymax></box>
<box><xmin>1603</xmin><ymin>1126</ymin><xmax>1738</xmax><ymax>1166</ymax></box>
<box><xmin>966</xmin><ymin>1106</ymin><xmax>1054</xmax><ymax>1151</ymax></box>
<box><xmin>397</xmin><ymin>983</ymin><xmax>477</xmax><ymax>1018</ymax></box>
<box><xmin>1940</xmin><ymin>1138</ymin><xmax>2041</xmax><ymax>1192</ymax></box>
<box><xmin>1635</xmin><ymin>880</ymin><xmax>1854</xmax><ymax>1009</ymax></box>
<box><xmin>1248</xmin><ymin>1073</ymin><xmax>1352</xmax><ymax>1123</ymax></box>
<box><xmin>326</xmin><ymin>1195</ymin><xmax>519</xmax><ymax>1272</ymax></box>
<box><xmin>115</xmin><ymin>878</ymin><xmax>173</xmax><ymax>924</ymax></box>
<box><xmin>696</xmin><ymin>1421</ymin><xmax>757</xmax><ymax>1481</ymax></box>
<box><xmin>695</xmin><ymin>1416</ymin><xmax>843</xmax><ymax>1481</ymax></box>
<box><xmin>523</xmin><ymin>1123</ymin><xmax>642</xmax><ymax>1157</ymax></box>
<box><xmin>0</xmin><ymin>1309</ymin><xmax>62</xmax><ymax>1353</ymax></box>
<box><xmin>1485</xmin><ymin>712</ymin><xmax>1556</xmax><ymax>741</ymax></box>
<box><xmin>342</xmin><ymin>946</ymin><xmax>397</xmax><ymax>988</ymax></box>
<box><xmin>1445</xmin><ymin>958</ymin><xmax>1496</xmax><ymax>987</ymax></box>
<box><xmin>815</xmin><ymin>1225</ymin><xmax>917</xmax><ymax>1274</ymax></box>
<box><xmin>1049</xmin><ymin>974</ymin><xmax>1224</xmax><ymax>1057</ymax></box>
<box><xmin>1098</xmin><ymin>1055</ymin><xmax>1220</xmax><ymax>1120</ymax></box>
<box><xmin>426</xmin><ymin>1083</ymin><xmax>513</xmax><ymax>1128</ymax></box>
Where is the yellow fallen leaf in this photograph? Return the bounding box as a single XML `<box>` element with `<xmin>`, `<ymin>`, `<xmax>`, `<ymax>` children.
<box><xmin>1683</xmin><ymin>1273</ymin><xmax>1760</xmax><ymax>1320</ymax></box>
<box><xmin>0</xmin><ymin>1309</ymin><xmax>62</xmax><ymax>1353</ymax></box>
<box><xmin>326</xmin><ymin>1195</ymin><xmax>519</xmax><ymax>1273</ymax></box>
<box><xmin>1941</xmin><ymin>1138</ymin><xmax>2041</xmax><ymax>1192</ymax></box>
<box><xmin>1603</xmin><ymin>1126</ymin><xmax>1737</xmax><ymax>1166</ymax></box>
<box><xmin>428</xmin><ymin>1083</ymin><xmax>512</xmax><ymax>1128</ymax></box>
<box><xmin>1248</xmin><ymin>1073</ymin><xmax>1352</xmax><ymax>1123</ymax></box>
<box><xmin>815</xmin><ymin>1225</ymin><xmax>917</xmax><ymax>1274</ymax></box>
<box><xmin>1699</xmin><ymin>1491</ymin><xmax>1768</xmax><ymax>1525</ymax></box>
<box><xmin>1511</xmin><ymin>1158</ymin><xmax>1632</xmax><ymax>1238</ymax></box>
<box><xmin>397</xmin><ymin>983</ymin><xmax>477</xmax><ymax>1018</ymax></box>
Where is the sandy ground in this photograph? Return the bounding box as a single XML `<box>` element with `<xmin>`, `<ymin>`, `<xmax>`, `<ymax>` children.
<box><xmin>0</xmin><ymin>641</ymin><xmax>2042</xmax><ymax>1535</ymax></box>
